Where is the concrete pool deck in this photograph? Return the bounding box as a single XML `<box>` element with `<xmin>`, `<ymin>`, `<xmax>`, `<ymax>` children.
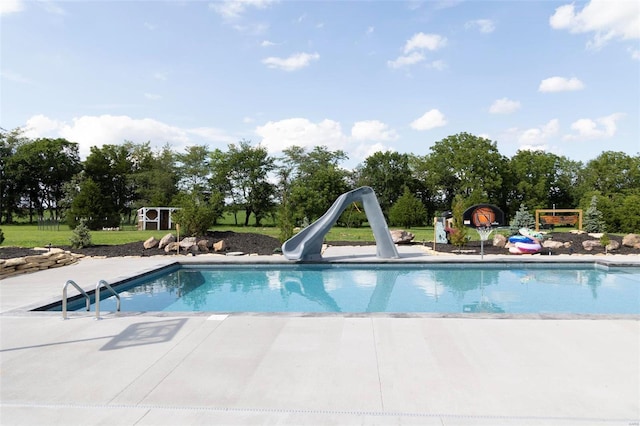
<box><xmin>1</xmin><ymin>246</ymin><xmax>639</xmax><ymax>425</ymax></box>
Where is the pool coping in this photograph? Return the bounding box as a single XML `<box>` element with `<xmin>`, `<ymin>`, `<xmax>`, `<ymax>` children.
<box><xmin>7</xmin><ymin>249</ymin><xmax>638</xmax><ymax>320</ymax></box>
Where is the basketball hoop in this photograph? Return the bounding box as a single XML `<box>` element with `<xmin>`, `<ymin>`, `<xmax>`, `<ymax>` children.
<box><xmin>475</xmin><ymin>226</ymin><xmax>494</xmax><ymax>259</ymax></box>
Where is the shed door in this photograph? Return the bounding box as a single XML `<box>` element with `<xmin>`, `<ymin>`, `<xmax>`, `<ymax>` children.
<box><xmin>160</xmin><ymin>210</ymin><xmax>170</xmax><ymax>230</ymax></box>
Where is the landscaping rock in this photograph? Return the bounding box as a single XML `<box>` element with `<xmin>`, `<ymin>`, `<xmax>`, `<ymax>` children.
<box><xmin>390</xmin><ymin>230</ymin><xmax>414</xmax><ymax>244</ymax></box>
<box><xmin>158</xmin><ymin>233</ymin><xmax>175</xmax><ymax>249</ymax></box>
<box><xmin>179</xmin><ymin>237</ymin><xmax>197</xmax><ymax>250</ymax></box>
<box><xmin>164</xmin><ymin>242</ymin><xmax>180</xmax><ymax>253</ymax></box>
<box><xmin>542</xmin><ymin>240</ymin><xmax>565</xmax><ymax>249</ymax></box>
<box><xmin>622</xmin><ymin>233</ymin><xmax>640</xmax><ymax>247</ymax></box>
<box><xmin>197</xmin><ymin>239</ymin><xmax>210</xmax><ymax>253</ymax></box>
<box><xmin>582</xmin><ymin>240</ymin><xmax>601</xmax><ymax>251</ymax></box>
<box><xmin>213</xmin><ymin>240</ymin><xmax>227</xmax><ymax>252</ymax></box>
<box><xmin>143</xmin><ymin>236</ymin><xmax>159</xmax><ymax>249</ymax></box>
<box><xmin>492</xmin><ymin>234</ymin><xmax>506</xmax><ymax>248</ymax></box>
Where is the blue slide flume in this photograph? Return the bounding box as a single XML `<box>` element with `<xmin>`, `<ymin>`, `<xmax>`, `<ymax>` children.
<box><xmin>282</xmin><ymin>186</ymin><xmax>399</xmax><ymax>261</ymax></box>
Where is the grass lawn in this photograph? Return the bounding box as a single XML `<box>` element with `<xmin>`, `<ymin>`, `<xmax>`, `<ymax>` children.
<box><xmin>0</xmin><ymin>223</ymin><xmax>439</xmax><ymax>248</ymax></box>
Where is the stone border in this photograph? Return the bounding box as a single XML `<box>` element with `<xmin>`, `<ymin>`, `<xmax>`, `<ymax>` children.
<box><xmin>0</xmin><ymin>250</ymin><xmax>82</xmax><ymax>279</ymax></box>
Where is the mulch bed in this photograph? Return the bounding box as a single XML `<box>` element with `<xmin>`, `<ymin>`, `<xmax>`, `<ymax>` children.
<box><xmin>0</xmin><ymin>230</ymin><xmax>636</xmax><ymax>259</ymax></box>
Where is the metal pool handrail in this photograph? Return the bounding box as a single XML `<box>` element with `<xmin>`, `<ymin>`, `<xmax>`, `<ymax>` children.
<box><xmin>62</xmin><ymin>280</ymin><xmax>90</xmax><ymax>320</ymax></box>
<box><xmin>95</xmin><ymin>279</ymin><xmax>121</xmax><ymax>320</ymax></box>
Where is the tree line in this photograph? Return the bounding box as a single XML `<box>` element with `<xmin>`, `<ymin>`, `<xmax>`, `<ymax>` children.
<box><xmin>1</xmin><ymin>128</ymin><xmax>639</xmax><ymax>236</ymax></box>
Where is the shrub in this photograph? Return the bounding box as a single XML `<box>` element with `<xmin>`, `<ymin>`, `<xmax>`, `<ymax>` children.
<box><xmin>509</xmin><ymin>204</ymin><xmax>535</xmax><ymax>233</ymax></box>
<box><xmin>449</xmin><ymin>196</ymin><xmax>468</xmax><ymax>249</ymax></box>
<box><xmin>0</xmin><ymin>228</ymin><xmax>4</xmax><ymax>245</ymax></box>
<box><xmin>171</xmin><ymin>191</ymin><xmax>223</xmax><ymax>237</ymax></box>
<box><xmin>69</xmin><ymin>219</ymin><xmax>92</xmax><ymax>249</ymax></box>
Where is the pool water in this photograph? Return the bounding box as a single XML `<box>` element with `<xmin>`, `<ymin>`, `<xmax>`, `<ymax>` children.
<box><xmin>62</xmin><ymin>264</ymin><xmax>640</xmax><ymax>315</ymax></box>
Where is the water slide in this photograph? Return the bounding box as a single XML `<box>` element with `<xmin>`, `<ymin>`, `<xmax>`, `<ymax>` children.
<box><xmin>282</xmin><ymin>186</ymin><xmax>399</xmax><ymax>261</ymax></box>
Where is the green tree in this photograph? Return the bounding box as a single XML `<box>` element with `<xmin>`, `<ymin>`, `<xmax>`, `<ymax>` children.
<box><xmin>509</xmin><ymin>203</ymin><xmax>535</xmax><ymax>233</ymax></box>
<box><xmin>69</xmin><ymin>218</ymin><xmax>92</xmax><ymax>249</ymax></box>
<box><xmin>282</xmin><ymin>145</ymin><xmax>350</xmax><ymax>223</ymax></box>
<box><xmin>10</xmin><ymin>138</ymin><xmax>81</xmax><ymax>222</ymax></box>
<box><xmin>226</xmin><ymin>140</ymin><xmax>276</xmax><ymax>226</ymax></box>
<box><xmin>175</xmin><ymin>145</ymin><xmax>211</xmax><ymax>193</ymax></box>
<box><xmin>132</xmin><ymin>143</ymin><xmax>179</xmax><ymax>207</ymax></box>
<box><xmin>449</xmin><ymin>195</ymin><xmax>468</xmax><ymax>249</ymax></box>
<box><xmin>583</xmin><ymin>195</ymin><xmax>606</xmax><ymax>233</ymax></box>
<box><xmin>388</xmin><ymin>187</ymin><xmax>427</xmax><ymax>227</ymax></box>
<box><xmin>577</xmin><ymin>151</ymin><xmax>640</xmax><ymax>198</ymax></box>
<box><xmin>83</xmin><ymin>143</ymin><xmax>137</xmax><ymax>224</ymax></box>
<box><xmin>356</xmin><ymin>151</ymin><xmax>414</xmax><ymax>216</ymax></box>
<box><xmin>421</xmin><ymin>133</ymin><xmax>508</xmax><ymax>209</ymax></box>
<box><xmin>0</xmin><ymin>128</ymin><xmax>28</xmax><ymax>224</ymax></box>
<box><xmin>507</xmin><ymin>150</ymin><xmax>580</xmax><ymax>214</ymax></box>
<box><xmin>67</xmin><ymin>178</ymin><xmax>118</xmax><ymax>229</ymax></box>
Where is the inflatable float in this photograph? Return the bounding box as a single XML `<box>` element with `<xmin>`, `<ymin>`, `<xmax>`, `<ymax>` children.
<box><xmin>508</xmin><ymin>228</ymin><xmax>542</xmax><ymax>254</ymax></box>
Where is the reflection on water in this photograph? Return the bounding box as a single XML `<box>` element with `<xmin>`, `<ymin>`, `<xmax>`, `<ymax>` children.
<box><xmin>86</xmin><ymin>265</ymin><xmax>639</xmax><ymax>315</ymax></box>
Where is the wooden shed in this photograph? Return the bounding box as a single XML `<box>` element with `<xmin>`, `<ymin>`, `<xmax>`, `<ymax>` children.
<box><xmin>137</xmin><ymin>207</ymin><xmax>178</xmax><ymax>231</ymax></box>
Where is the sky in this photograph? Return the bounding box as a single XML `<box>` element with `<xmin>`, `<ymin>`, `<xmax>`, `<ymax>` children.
<box><xmin>1</xmin><ymin>0</ymin><xmax>639</xmax><ymax>169</ymax></box>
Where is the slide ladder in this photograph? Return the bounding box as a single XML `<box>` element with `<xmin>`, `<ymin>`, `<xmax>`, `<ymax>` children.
<box><xmin>282</xmin><ymin>186</ymin><xmax>399</xmax><ymax>261</ymax></box>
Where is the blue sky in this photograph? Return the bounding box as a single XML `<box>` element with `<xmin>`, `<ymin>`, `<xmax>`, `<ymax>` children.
<box><xmin>1</xmin><ymin>0</ymin><xmax>638</xmax><ymax>168</ymax></box>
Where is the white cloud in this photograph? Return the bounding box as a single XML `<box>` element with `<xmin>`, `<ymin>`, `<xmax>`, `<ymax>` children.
<box><xmin>22</xmin><ymin>114</ymin><xmax>235</xmax><ymax>159</ymax></box>
<box><xmin>144</xmin><ymin>22</ymin><xmax>157</xmax><ymax>31</ymax></box>
<box><xmin>426</xmin><ymin>60</ymin><xmax>447</xmax><ymax>70</ymax></box>
<box><xmin>366</xmin><ymin>26</ymin><xmax>374</xmax><ymax>35</ymax></box>
<box><xmin>538</xmin><ymin>76</ymin><xmax>585</xmax><ymax>92</ymax></box>
<box><xmin>564</xmin><ymin>113</ymin><xmax>624</xmax><ymax>140</ymax></box>
<box><xmin>465</xmin><ymin>19</ymin><xmax>495</xmax><ymax>34</ymax></box>
<box><xmin>260</xmin><ymin>40</ymin><xmax>276</xmax><ymax>47</ymax></box>
<box><xmin>489</xmin><ymin>98</ymin><xmax>521</xmax><ymax>114</ymax></box>
<box><xmin>210</xmin><ymin>0</ymin><xmax>275</xmax><ymax>19</ymax></box>
<box><xmin>351</xmin><ymin>120</ymin><xmax>399</xmax><ymax>141</ymax></box>
<box><xmin>262</xmin><ymin>52</ymin><xmax>319</xmax><ymax>71</ymax></box>
<box><xmin>255</xmin><ymin>118</ymin><xmax>348</xmax><ymax>153</ymax></box>
<box><xmin>389</xmin><ymin>32</ymin><xmax>446</xmax><ymax>69</ymax></box>
<box><xmin>153</xmin><ymin>72</ymin><xmax>168</xmax><ymax>81</ymax></box>
<box><xmin>1</xmin><ymin>70</ymin><xmax>30</xmax><ymax>83</ymax></box>
<box><xmin>410</xmin><ymin>109</ymin><xmax>447</xmax><ymax>131</ymax></box>
<box><xmin>549</xmin><ymin>0</ymin><xmax>639</xmax><ymax>49</ymax></box>
<box><xmin>144</xmin><ymin>93</ymin><xmax>162</xmax><ymax>101</ymax></box>
<box><xmin>387</xmin><ymin>52</ymin><xmax>425</xmax><ymax>69</ymax></box>
<box><xmin>629</xmin><ymin>47</ymin><xmax>640</xmax><ymax>60</ymax></box>
<box><xmin>518</xmin><ymin>119</ymin><xmax>560</xmax><ymax>144</ymax></box>
<box><xmin>0</xmin><ymin>0</ymin><xmax>24</xmax><ymax>14</ymax></box>
<box><xmin>40</xmin><ymin>1</ymin><xmax>66</xmax><ymax>15</ymax></box>
<box><xmin>404</xmin><ymin>33</ymin><xmax>447</xmax><ymax>53</ymax></box>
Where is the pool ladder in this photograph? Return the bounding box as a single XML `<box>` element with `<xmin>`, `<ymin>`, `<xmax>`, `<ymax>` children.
<box><xmin>62</xmin><ymin>279</ymin><xmax>121</xmax><ymax>320</ymax></box>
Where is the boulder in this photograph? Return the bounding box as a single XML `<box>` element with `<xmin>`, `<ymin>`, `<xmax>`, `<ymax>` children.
<box><xmin>606</xmin><ymin>240</ymin><xmax>620</xmax><ymax>251</ymax></box>
<box><xmin>143</xmin><ymin>236</ymin><xmax>159</xmax><ymax>249</ymax></box>
<box><xmin>622</xmin><ymin>233</ymin><xmax>640</xmax><ymax>248</ymax></box>
<box><xmin>197</xmin><ymin>239</ymin><xmax>210</xmax><ymax>253</ymax></box>
<box><xmin>492</xmin><ymin>234</ymin><xmax>507</xmax><ymax>248</ymax></box>
<box><xmin>158</xmin><ymin>233</ymin><xmax>175</xmax><ymax>249</ymax></box>
<box><xmin>582</xmin><ymin>240</ymin><xmax>601</xmax><ymax>251</ymax></box>
<box><xmin>213</xmin><ymin>240</ymin><xmax>227</xmax><ymax>252</ymax></box>
<box><xmin>390</xmin><ymin>230</ymin><xmax>414</xmax><ymax>244</ymax></box>
<box><xmin>179</xmin><ymin>237</ymin><xmax>197</xmax><ymax>250</ymax></box>
<box><xmin>164</xmin><ymin>242</ymin><xmax>180</xmax><ymax>253</ymax></box>
<box><xmin>542</xmin><ymin>240</ymin><xmax>565</xmax><ymax>249</ymax></box>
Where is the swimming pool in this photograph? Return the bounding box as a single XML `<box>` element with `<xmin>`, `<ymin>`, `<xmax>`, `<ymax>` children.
<box><xmin>52</xmin><ymin>263</ymin><xmax>640</xmax><ymax>315</ymax></box>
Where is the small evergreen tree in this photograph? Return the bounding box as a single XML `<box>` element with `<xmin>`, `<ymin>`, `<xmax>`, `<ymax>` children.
<box><xmin>388</xmin><ymin>187</ymin><xmax>427</xmax><ymax>228</ymax></box>
<box><xmin>584</xmin><ymin>195</ymin><xmax>606</xmax><ymax>233</ymax></box>
<box><xmin>449</xmin><ymin>196</ymin><xmax>468</xmax><ymax>250</ymax></box>
<box><xmin>509</xmin><ymin>204</ymin><xmax>535</xmax><ymax>233</ymax></box>
<box><xmin>0</xmin><ymin>228</ymin><xmax>4</xmax><ymax>245</ymax></box>
<box><xmin>600</xmin><ymin>233</ymin><xmax>611</xmax><ymax>254</ymax></box>
<box><xmin>69</xmin><ymin>219</ymin><xmax>92</xmax><ymax>249</ymax></box>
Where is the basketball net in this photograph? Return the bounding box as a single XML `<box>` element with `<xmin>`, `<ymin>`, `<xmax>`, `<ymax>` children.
<box><xmin>475</xmin><ymin>226</ymin><xmax>494</xmax><ymax>259</ymax></box>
